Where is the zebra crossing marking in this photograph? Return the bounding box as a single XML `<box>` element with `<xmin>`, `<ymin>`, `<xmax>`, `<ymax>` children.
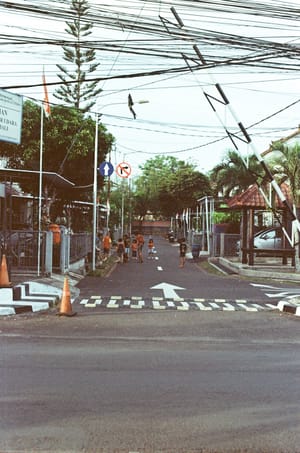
<box><xmin>79</xmin><ymin>296</ymin><xmax>277</xmax><ymax>312</ymax></box>
<box><xmin>107</xmin><ymin>300</ymin><xmax>119</xmax><ymax>308</ymax></box>
<box><xmin>193</xmin><ymin>302</ymin><xmax>213</xmax><ymax>311</ymax></box>
<box><xmin>153</xmin><ymin>300</ymin><xmax>166</xmax><ymax>310</ymax></box>
<box><xmin>131</xmin><ymin>300</ymin><xmax>145</xmax><ymax>309</ymax></box>
<box><xmin>177</xmin><ymin>301</ymin><xmax>190</xmax><ymax>310</ymax></box>
<box><xmin>237</xmin><ymin>303</ymin><xmax>257</xmax><ymax>311</ymax></box>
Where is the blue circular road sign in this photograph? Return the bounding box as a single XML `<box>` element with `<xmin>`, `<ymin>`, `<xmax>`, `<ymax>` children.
<box><xmin>98</xmin><ymin>161</ymin><xmax>114</xmax><ymax>177</ymax></box>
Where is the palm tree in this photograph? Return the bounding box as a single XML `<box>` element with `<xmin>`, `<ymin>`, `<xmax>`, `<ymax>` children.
<box><xmin>270</xmin><ymin>142</ymin><xmax>300</xmax><ymax>207</ymax></box>
<box><xmin>209</xmin><ymin>149</ymin><xmax>264</xmax><ymax>198</ymax></box>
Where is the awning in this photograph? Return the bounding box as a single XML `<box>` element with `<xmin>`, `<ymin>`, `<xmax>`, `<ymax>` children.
<box><xmin>0</xmin><ymin>168</ymin><xmax>75</xmax><ymax>190</ymax></box>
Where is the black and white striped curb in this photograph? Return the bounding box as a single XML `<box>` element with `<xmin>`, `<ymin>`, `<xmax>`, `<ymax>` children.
<box><xmin>277</xmin><ymin>298</ymin><xmax>300</xmax><ymax>317</ymax></box>
<box><xmin>0</xmin><ymin>273</ymin><xmax>82</xmax><ymax>316</ymax></box>
<box><xmin>79</xmin><ymin>296</ymin><xmax>278</xmax><ymax>312</ymax></box>
<box><xmin>0</xmin><ymin>282</ymin><xmax>61</xmax><ymax>316</ymax></box>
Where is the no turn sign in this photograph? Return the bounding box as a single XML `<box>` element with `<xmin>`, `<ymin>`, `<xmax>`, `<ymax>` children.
<box><xmin>116</xmin><ymin>162</ymin><xmax>132</xmax><ymax>178</ymax></box>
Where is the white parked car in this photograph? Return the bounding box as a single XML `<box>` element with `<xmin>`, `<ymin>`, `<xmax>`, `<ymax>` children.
<box><xmin>236</xmin><ymin>227</ymin><xmax>283</xmax><ymax>253</ymax></box>
<box><xmin>253</xmin><ymin>227</ymin><xmax>283</xmax><ymax>249</ymax></box>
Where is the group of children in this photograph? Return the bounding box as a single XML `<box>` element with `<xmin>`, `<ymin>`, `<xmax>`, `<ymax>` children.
<box><xmin>102</xmin><ymin>232</ymin><xmax>188</xmax><ymax>267</ymax></box>
<box><xmin>116</xmin><ymin>233</ymin><xmax>156</xmax><ymax>263</ymax></box>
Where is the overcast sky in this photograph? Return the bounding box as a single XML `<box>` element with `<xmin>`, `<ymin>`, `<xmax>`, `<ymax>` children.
<box><xmin>1</xmin><ymin>0</ymin><xmax>300</xmax><ymax>177</ymax></box>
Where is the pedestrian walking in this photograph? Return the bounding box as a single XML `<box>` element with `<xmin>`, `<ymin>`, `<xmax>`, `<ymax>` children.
<box><xmin>116</xmin><ymin>237</ymin><xmax>125</xmax><ymax>263</ymax></box>
<box><xmin>148</xmin><ymin>236</ymin><xmax>155</xmax><ymax>259</ymax></box>
<box><xmin>102</xmin><ymin>231</ymin><xmax>111</xmax><ymax>260</ymax></box>
<box><xmin>179</xmin><ymin>237</ymin><xmax>187</xmax><ymax>268</ymax></box>
<box><xmin>131</xmin><ymin>238</ymin><xmax>138</xmax><ymax>260</ymax></box>
<box><xmin>123</xmin><ymin>234</ymin><xmax>131</xmax><ymax>263</ymax></box>
<box><xmin>136</xmin><ymin>232</ymin><xmax>144</xmax><ymax>263</ymax></box>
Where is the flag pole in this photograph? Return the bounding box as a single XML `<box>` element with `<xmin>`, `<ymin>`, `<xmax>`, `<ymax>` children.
<box><xmin>37</xmin><ymin>103</ymin><xmax>44</xmax><ymax>276</ymax></box>
<box><xmin>92</xmin><ymin>113</ymin><xmax>99</xmax><ymax>271</ymax></box>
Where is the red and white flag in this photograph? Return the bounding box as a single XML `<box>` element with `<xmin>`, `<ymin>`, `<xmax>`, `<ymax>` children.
<box><xmin>42</xmin><ymin>68</ymin><xmax>51</xmax><ymax>117</ymax></box>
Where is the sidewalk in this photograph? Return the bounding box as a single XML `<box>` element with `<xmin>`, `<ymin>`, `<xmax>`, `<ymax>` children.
<box><xmin>0</xmin><ymin>271</ymin><xmax>81</xmax><ymax>316</ymax></box>
<box><xmin>212</xmin><ymin>256</ymin><xmax>300</xmax><ymax>316</ymax></box>
<box><xmin>215</xmin><ymin>256</ymin><xmax>300</xmax><ymax>282</ymax></box>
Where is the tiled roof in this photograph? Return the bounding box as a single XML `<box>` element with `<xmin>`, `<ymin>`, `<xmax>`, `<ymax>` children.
<box><xmin>227</xmin><ymin>183</ymin><xmax>292</xmax><ymax>209</ymax></box>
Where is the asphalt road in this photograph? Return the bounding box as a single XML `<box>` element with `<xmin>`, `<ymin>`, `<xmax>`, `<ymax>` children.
<box><xmin>0</xmin><ymin>310</ymin><xmax>299</xmax><ymax>452</ymax></box>
<box><xmin>1</xmin><ymin>236</ymin><xmax>300</xmax><ymax>452</ymax></box>
<box><xmin>78</xmin><ymin>233</ymin><xmax>288</xmax><ymax>302</ymax></box>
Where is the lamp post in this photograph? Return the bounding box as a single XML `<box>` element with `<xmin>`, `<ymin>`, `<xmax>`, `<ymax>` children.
<box><xmin>92</xmin><ymin>113</ymin><xmax>99</xmax><ymax>271</ymax></box>
<box><xmin>92</xmin><ymin>99</ymin><xmax>149</xmax><ymax>271</ymax></box>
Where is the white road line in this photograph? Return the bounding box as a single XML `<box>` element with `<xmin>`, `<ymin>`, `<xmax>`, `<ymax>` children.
<box><xmin>131</xmin><ymin>300</ymin><xmax>145</xmax><ymax>309</ymax></box>
<box><xmin>177</xmin><ymin>301</ymin><xmax>190</xmax><ymax>310</ymax></box>
<box><xmin>237</xmin><ymin>304</ymin><xmax>257</xmax><ymax>311</ymax></box>
<box><xmin>80</xmin><ymin>299</ymin><xmax>89</xmax><ymax>305</ymax></box>
<box><xmin>166</xmin><ymin>301</ymin><xmax>176</xmax><ymax>308</ymax></box>
<box><xmin>266</xmin><ymin>303</ymin><xmax>278</xmax><ymax>309</ymax></box>
<box><xmin>123</xmin><ymin>300</ymin><xmax>131</xmax><ymax>306</ymax></box>
<box><xmin>193</xmin><ymin>302</ymin><xmax>213</xmax><ymax>311</ymax></box>
<box><xmin>157</xmin><ymin>266</ymin><xmax>163</xmax><ymax>271</ymax></box>
<box><xmin>152</xmin><ymin>301</ymin><xmax>166</xmax><ymax>310</ymax></box>
<box><xmin>222</xmin><ymin>303</ymin><xmax>235</xmax><ymax>311</ymax></box>
<box><xmin>251</xmin><ymin>303</ymin><xmax>266</xmax><ymax>310</ymax></box>
<box><xmin>107</xmin><ymin>300</ymin><xmax>119</xmax><ymax>308</ymax></box>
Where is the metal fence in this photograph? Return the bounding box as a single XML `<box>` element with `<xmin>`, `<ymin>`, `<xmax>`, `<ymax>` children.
<box><xmin>213</xmin><ymin>233</ymin><xmax>240</xmax><ymax>257</ymax></box>
<box><xmin>188</xmin><ymin>231</ymin><xmax>240</xmax><ymax>257</ymax></box>
<box><xmin>1</xmin><ymin>230</ymin><xmax>47</xmax><ymax>272</ymax></box>
<box><xmin>69</xmin><ymin>232</ymin><xmax>92</xmax><ymax>263</ymax></box>
<box><xmin>3</xmin><ymin>229</ymin><xmax>238</xmax><ymax>275</ymax></box>
<box><xmin>0</xmin><ymin>229</ymin><xmax>93</xmax><ymax>275</ymax></box>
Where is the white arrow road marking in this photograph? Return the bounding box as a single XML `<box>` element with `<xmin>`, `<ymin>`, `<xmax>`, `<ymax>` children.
<box><xmin>151</xmin><ymin>282</ymin><xmax>186</xmax><ymax>299</ymax></box>
<box><xmin>266</xmin><ymin>292</ymin><xmax>298</xmax><ymax>298</ymax></box>
<box><xmin>251</xmin><ymin>283</ymin><xmax>300</xmax><ymax>298</ymax></box>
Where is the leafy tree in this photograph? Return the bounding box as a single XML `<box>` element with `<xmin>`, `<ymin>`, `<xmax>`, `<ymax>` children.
<box><xmin>133</xmin><ymin>155</ymin><xmax>211</xmax><ymax>219</ymax></box>
<box><xmin>270</xmin><ymin>141</ymin><xmax>300</xmax><ymax>206</ymax></box>
<box><xmin>0</xmin><ymin>100</ymin><xmax>114</xmax><ymax>227</ymax></box>
<box><xmin>54</xmin><ymin>0</ymin><xmax>102</xmax><ymax>112</ymax></box>
<box><xmin>209</xmin><ymin>149</ymin><xmax>264</xmax><ymax>199</ymax></box>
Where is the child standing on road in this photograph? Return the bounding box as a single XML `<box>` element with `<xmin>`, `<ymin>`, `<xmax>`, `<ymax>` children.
<box><xmin>136</xmin><ymin>232</ymin><xmax>144</xmax><ymax>263</ymax></box>
<box><xmin>116</xmin><ymin>238</ymin><xmax>125</xmax><ymax>263</ymax></box>
<box><xmin>102</xmin><ymin>232</ymin><xmax>111</xmax><ymax>260</ymax></box>
<box><xmin>179</xmin><ymin>237</ymin><xmax>187</xmax><ymax>268</ymax></box>
<box><xmin>148</xmin><ymin>237</ymin><xmax>155</xmax><ymax>259</ymax></box>
<box><xmin>123</xmin><ymin>234</ymin><xmax>131</xmax><ymax>263</ymax></box>
<box><xmin>131</xmin><ymin>238</ymin><xmax>138</xmax><ymax>260</ymax></box>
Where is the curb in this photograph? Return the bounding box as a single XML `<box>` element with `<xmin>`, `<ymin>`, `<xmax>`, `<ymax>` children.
<box><xmin>0</xmin><ymin>274</ymin><xmax>80</xmax><ymax>317</ymax></box>
<box><xmin>277</xmin><ymin>298</ymin><xmax>300</xmax><ymax>317</ymax></box>
<box><xmin>218</xmin><ymin>257</ymin><xmax>300</xmax><ymax>282</ymax></box>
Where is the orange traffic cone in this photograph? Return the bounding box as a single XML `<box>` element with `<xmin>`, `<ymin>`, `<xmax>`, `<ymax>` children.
<box><xmin>0</xmin><ymin>254</ymin><xmax>12</xmax><ymax>288</ymax></box>
<box><xmin>57</xmin><ymin>277</ymin><xmax>77</xmax><ymax>317</ymax></box>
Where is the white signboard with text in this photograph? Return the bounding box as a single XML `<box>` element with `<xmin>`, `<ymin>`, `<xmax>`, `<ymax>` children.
<box><xmin>0</xmin><ymin>88</ymin><xmax>23</xmax><ymax>144</ymax></box>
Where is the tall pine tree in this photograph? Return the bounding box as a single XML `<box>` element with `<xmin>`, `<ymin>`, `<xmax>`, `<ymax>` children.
<box><xmin>54</xmin><ymin>0</ymin><xmax>101</xmax><ymax>112</ymax></box>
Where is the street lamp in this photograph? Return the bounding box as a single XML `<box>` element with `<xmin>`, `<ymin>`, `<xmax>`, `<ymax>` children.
<box><xmin>92</xmin><ymin>98</ymin><xmax>149</xmax><ymax>271</ymax></box>
<box><xmin>92</xmin><ymin>113</ymin><xmax>99</xmax><ymax>272</ymax></box>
